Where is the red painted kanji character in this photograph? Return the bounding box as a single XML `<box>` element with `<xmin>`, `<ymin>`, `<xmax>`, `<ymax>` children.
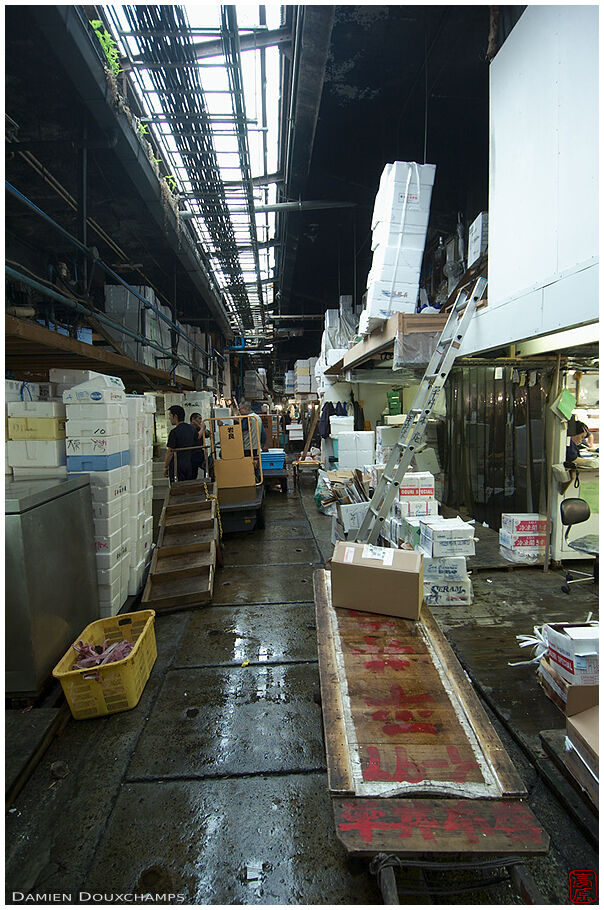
<box><xmin>365</xmin><ymin>684</ymin><xmax>436</xmax><ymax>708</ymax></box>
<box><xmin>338</xmin><ymin>805</ymin><xmax>390</xmax><ymax>843</ymax></box>
<box><xmin>387</xmin><ymin>640</ymin><xmax>416</xmax><ymax>654</ymax></box>
<box><xmin>363</xmin><ymin>657</ymin><xmax>410</xmax><ymax>673</ymax></box>
<box><xmin>446</xmin><ymin>745</ymin><xmax>480</xmax><ymax>783</ymax></box>
<box><xmin>392</xmin><ymin>804</ymin><xmax>441</xmax><ymax>841</ymax></box>
<box><xmin>391</xmin><ymin>746</ymin><xmax>425</xmax><ymax>783</ymax></box>
<box><xmin>382</xmin><ymin>721</ymin><xmax>438</xmax><ymax>736</ymax></box>
<box><xmin>492</xmin><ymin>803</ymin><xmax>543</xmax><ymax>844</ymax></box>
<box><xmin>443</xmin><ymin>802</ymin><xmax>491</xmax><ymax>844</ymax></box>
<box><xmin>362</xmin><ymin>746</ymin><xmax>392</xmax><ymax>781</ymax></box>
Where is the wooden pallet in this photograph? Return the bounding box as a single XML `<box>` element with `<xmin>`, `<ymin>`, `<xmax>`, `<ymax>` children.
<box><xmin>159</xmin><ymin>499</ymin><xmax>216</xmax><ymax>531</ymax></box>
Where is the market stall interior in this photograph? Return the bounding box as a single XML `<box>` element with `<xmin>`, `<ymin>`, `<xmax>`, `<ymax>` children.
<box><xmin>5</xmin><ymin>4</ymin><xmax>599</xmax><ymax>906</ymax></box>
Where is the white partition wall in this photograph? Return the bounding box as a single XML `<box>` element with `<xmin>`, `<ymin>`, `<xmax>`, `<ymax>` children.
<box><xmin>459</xmin><ymin>5</ymin><xmax>598</xmax><ymax>356</ymax></box>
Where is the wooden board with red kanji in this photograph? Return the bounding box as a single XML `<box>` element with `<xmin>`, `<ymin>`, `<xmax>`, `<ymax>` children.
<box><xmin>333</xmin><ymin>797</ymin><xmax>549</xmax><ymax>856</ymax></box>
<box><xmin>313</xmin><ymin>569</ymin><xmax>525</xmax><ymax>799</ymax></box>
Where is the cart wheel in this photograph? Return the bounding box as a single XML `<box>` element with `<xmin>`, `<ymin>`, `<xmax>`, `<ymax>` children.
<box><xmin>256</xmin><ymin>503</ymin><xmax>265</xmax><ymax>530</ymax></box>
<box><xmin>561</xmin><ymin>584</ymin><xmax>571</xmax><ymax>594</ymax></box>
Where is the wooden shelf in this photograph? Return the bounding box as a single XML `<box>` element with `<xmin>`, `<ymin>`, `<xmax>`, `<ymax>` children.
<box><xmin>5</xmin><ymin>315</ymin><xmax>196</xmax><ymax>391</ymax></box>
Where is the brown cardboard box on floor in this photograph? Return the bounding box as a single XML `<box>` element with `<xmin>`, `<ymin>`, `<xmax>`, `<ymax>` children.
<box><xmin>331</xmin><ymin>541</ymin><xmax>423</xmax><ymax>620</ymax></box>
<box><xmin>566</xmin><ymin>705</ymin><xmax>599</xmax><ymax>777</ymax></box>
<box><xmin>538</xmin><ymin>656</ymin><xmax>599</xmax><ymax>716</ymax></box>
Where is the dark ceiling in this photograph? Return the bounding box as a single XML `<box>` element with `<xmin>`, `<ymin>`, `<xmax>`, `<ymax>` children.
<box><xmin>5</xmin><ymin>5</ymin><xmax>525</xmax><ymax>370</ymax></box>
<box><xmin>276</xmin><ymin>5</ymin><xmax>496</xmax><ymax>361</ymax></box>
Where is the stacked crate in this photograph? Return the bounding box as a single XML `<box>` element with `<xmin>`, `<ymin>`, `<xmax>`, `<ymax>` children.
<box><xmin>294</xmin><ymin>360</ymin><xmax>311</xmax><ymax>395</ymax></box>
<box><xmin>125</xmin><ymin>395</ymin><xmax>154</xmax><ymax>594</ymax></box>
<box><xmin>7</xmin><ymin>399</ymin><xmax>67</xmax><ymax>480</ymax></box>
<box><xmin>64</xmin><ymin>375</ymin><xmax>131</xmax><ymax>618</ymax></box>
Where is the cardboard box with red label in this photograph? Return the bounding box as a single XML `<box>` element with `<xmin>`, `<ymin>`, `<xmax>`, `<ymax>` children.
<box><xmin>544</xmin><ymin>622</ymin><xmax>599</xmax><ymax>686</ymax></box>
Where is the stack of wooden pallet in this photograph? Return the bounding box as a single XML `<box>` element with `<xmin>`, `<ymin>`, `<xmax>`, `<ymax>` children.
<box><xmin>141</xmin><ymin>481</ymin><xmax>220</xmax><ymax>613</ymax></box>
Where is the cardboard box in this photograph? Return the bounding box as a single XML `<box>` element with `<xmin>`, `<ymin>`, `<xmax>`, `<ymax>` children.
<box><xmin>538</xmin><ymin>656</ymin><xmax>599</xmax><ymax>716</ymax></box>
<box><xmin>501</xmin><ymin>513</ymin><xmax>547</xmax><ymax>534</ymax></box>
<box><xmin>566</xmin><ymin>705</ymin><xmax>598</xmax><ymax>778</ymax></box>
<box><xmin>499</xmin><ymin>529</ymin><xmax>546</xmax><ymax>550</ymax></box>
<box><xmin>419</xmin><ymin>516</ymin><xmax>476</xmax><ymax>557</ymax></box>
<box><xmin>421</xmin><ymin>554</ymin><xmax>467</xmax><ymax>583</ymax></box>
<box><xmin>468</xmin><ymin>211</ymin><xmax>488</xmax><ymax>267</ymax></box>
<box><xmin>395</xmin><ymin>498</ymin><xmax>439</xmax><ymax>518</ymax></box>
<box><xmin>544</xmin><ymin>622</ymin><xmax>599</xmax><ymax>686</ymax></box>
<box><xmin>331</xmin><ymin>541</ymin><xmax>423</xmax><ymax>620</ymax></box>
<box><xmin>423</xmin><ymin>577</ymin><xmax>472</xmax><ymax>606</ymax></box>
<box><xmin>399</xmin><ymin>472</ymin><xmax>435</xmax><ymax>499</ymax></box>
<box><xmin>8</xmin><ymin>417</ymin><xmax>66</xmax><ymax>440</ymax></box>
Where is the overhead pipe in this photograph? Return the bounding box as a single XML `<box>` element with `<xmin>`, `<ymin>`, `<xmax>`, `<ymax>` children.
<box><xmin>230</xmin><ymin>200</ymin><xmax>356</xmax><ymax>214</ymax></box>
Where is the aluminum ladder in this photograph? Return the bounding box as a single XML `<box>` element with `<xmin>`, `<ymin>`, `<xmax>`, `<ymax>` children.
<box><xmin>355</xmin><ymin>276</ymin><xmax>487</xmax><ymax>545</ymax></box>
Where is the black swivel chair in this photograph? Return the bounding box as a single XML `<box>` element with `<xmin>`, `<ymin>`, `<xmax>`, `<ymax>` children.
<box><xmin>560</xmin><ymin>498</ymin><xmax>597</xmax><ymax>593</ymax></box>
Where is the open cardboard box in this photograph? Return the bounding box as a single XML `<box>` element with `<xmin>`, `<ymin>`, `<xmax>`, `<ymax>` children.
<box><xmin>538</xmin><ymin>656</ymin><xmax>599</xmax><ymax>716</ymax></box>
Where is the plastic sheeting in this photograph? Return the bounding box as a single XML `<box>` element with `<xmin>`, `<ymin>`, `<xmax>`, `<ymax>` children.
<box><xmin>393</xmin><ymin>329</ymin><xmax>441</xmax><ymax>369</ymax></box>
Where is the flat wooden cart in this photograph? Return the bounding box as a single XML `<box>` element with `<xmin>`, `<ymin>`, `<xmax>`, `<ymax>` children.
<box><xmin>313</xmin><ymin>569</ymin><xmax>550</xmax><ymax>904</ymax></box>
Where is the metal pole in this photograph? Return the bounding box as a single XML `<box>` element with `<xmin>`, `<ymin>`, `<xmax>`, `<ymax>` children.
<box><xmin>543</xmin><ymin>353</ymin><xmax>562</xmax><ymax>572</ymax></box>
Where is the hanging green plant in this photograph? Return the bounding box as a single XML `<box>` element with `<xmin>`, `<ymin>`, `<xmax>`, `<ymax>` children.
<box><xmin>89</xmin><ymin>19</ymin><xmax>121</xmax><ymax>78</ymax></box>
<box><xmin>138</xmin><ymin>121</ymin><xmax>149</xmax><ymax>136</ymax></box>
<box><xmin>165</xmin><ymin>175</ymin><xmax>178</xmax><ymax>194</ymax></box>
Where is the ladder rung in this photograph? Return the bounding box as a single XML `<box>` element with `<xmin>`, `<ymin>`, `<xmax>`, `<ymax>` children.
<box><xmin>383</xmin><ymin>474</ymin><xmax>395</xmax><ymax>484</ymax></box>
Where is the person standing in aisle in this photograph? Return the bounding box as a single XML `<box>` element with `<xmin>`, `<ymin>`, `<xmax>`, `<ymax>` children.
<box><xmin>164</xmin><ymin>405</ymin><xmax>197</xmax><ymax>481</ymax></box>
<box><xmin>238</xmin><ymin>401</ymin><xmax>268</xmax><ymax>455</ymax></box>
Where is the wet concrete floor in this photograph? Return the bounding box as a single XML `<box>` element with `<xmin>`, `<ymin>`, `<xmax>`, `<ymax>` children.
<box><xmin>5</xmin><ymin>474</ymin><xmax>599</xmax><ymax>904</ymax></box>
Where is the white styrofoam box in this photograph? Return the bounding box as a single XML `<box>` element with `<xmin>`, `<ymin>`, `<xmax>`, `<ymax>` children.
<box><xmin>412</xmin><ymin>447</ymin><xmax>441</xmax><ymax>476</ymax></box>
<box><xmin>95</xmin><ymin>526</ymin><xmax>122</xmax><ymax>554</ymax></box>
<box><xmin>72</xmin><ymin>466</ymin><xmax>129</xmax><ymax>500</ymax></box>
<box><xmin>501</xmin><ymin>513</ymin><xmax>548</xmax><ymax>534</ymax></box>
<box><xmin>371</xmin><ymin>242</ymin><xmax>424</xmax><ymax>274</ymax></box>
<box><xmin>468</xmin><ymin>212</ymin><xmax>488</xmax><ymax>267</ymax></box>
<box><xmin>92</xmin><ymin>495</ymin><xmax>127</xmax><ymax>520</ymax></box>
<box><xmin>129</xmin><ymin>509</ymin><xmax>145</xmax><ymax>543</ymax></box>
<box><xmin>120</xmin><ymin>554</ymin><xmax>130</xmax><ymax>602</ymax></box>
<box><xmin>5</xmin><ymin>449</ymin><xmax>13</xmax><ymax>476</ymax></box>
<box><xmin>329</xmin><ymin>416</ymin><xmax>354</xmax><ymax>436</ymax></box>
<box><xmin>324</xmin><ymin>309</ymin><xmax>340</xmax><ymax>330</ymax></box>
<box><xmin>499</xmin><ymin>529</ymin><xmax>547</xmax><ymax>550</ymax></box>
<box><xmin>126</xmin><ymin>395</ymin><xmax>145</xmax><ymax>416</ymax></box>
<box><xmin>93</xmin><ymin>512</ymin><xmax>123</xmax><ymax>537</ymax></box>
<box><xmin>63</xmin><ymin>374</ymin><xmax>125</xmax><ymax>404</ymax></box>
<box><xmin>96</xmin><ymin>559</ymin><xmax>122</xmax><ymax>588</ymax></box>
<box><xmin>130</xmin><ymin>489</ymin><xmax>145</xmax><ymax>515</ymax></box>
<box><xmin>398</xmin><ymin>472</ymin><xmax>435</xmax><ymax>499</ymax></box>
<box><xmin>366</xmin><ymin>277</ymin><xmax>419</xmax><ymax>306</ymax></box>
<box><xmin>128</xmin><ymin>557</ymin><xmax>147</xmax><ymax>596</ymax></box>
<box><xmin>419</xmin><ymin>517</ymin><xmax>476</xmax><ymax>557</ymax></box>
<box><xmin>66</xmin><ymin>418</ymin><xmax>128</xmax><ymax>438</ymax></box>
<box><xmin>6</xmin><ymin>379</ymin><xmax>41</xmax><ymax>403</ymax></box>
<box><xmin>7</xmin><ymin>401</ymin><xmax>66</xmax><ymax>418</ymax></box>
<box><xmin>66</xmin><ymin>435</ymin><xmax>124</xmax><ymax>457</ymax></box>
<box><xmin>98</xmin><ymin>589</ymin><xmax>122</xmax><ymax>617</ymax></box>
<box><xmin>421</xmin><ymin>554</ymin><xmax>468</xmax><ymax>583</ymax></box>
<box><xmin>394</xmin><ymin>498</ymin><xmax>439</xmax><ymax>518</ymax></box>
<box><xmin>96</xmin><ymin>537</ymin><xmax>129</xmax><ymax>571</ymax></box>
<box><xmin>49</xmin><ymin>369</ymin><xmax>100</xmax><ymax>386</ymax></box>
<box><xmin>324</xmin><ymin>348</ymin><xmax>347</xmax><ymax>368</ymax></box>
<box><xmin>144</xmin><ymin>485</ymin><xmax>153</xmax><ymax>511</ymax></box>
<box><xmin>7</xmin><ymin>440</ymin><xmax>66</xmax><ymax>468</ymax></box>
<box><xmin>66</xmin><ymin>403</ymin><xmax>123</xmax><ymax>421</ymax></box>
<box><xmin>372</xmin><ymin>162</ymin><xmax>436</xmax><ymax>228</ymax></box>
<box><xmin>129</xmin><ymin>464</ymin><xmax>145</xmax><ymax>492</ymax></box>
<box><xmin>424</xmin><ymin>578</ymin><xmax>473</xmax><ymax>606</ymax></box>
<box><xmin>143</xmin><ymin>393</ymin><xmax>157</xmax><ymax>413</ymax></box>
<box><xmin>143</xmin><ymin>514</ymin><xmax>153</xmax><ymax>541</ymax></box>
<box><xmin>368</xmin><ymin>262</ymin><xmax>421</xmax><ymax>288</ymax></box>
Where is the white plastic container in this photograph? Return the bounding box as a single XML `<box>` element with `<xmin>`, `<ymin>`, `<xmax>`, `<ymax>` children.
<box><xmin>93</xmin><ymin>511</ymin><xmax>123</xmax><ymax>537</ymax></box>
<box><xmin>329</xmin><ymin>416</ymin><xmax>354</xmax><ymax>436</ymax></box>
<box><xmin>63</xmin><ymin>375</ymin><xmax>125</xmax><ymax>404</ymax></box>
<box><xmin>7</xmin><ymin>440</ymin><xmax>66</xmax><ymax>468</ymax></box>
<box><xmin>65</xmin><ymin>403</ymin><xmax>123</xmax><ymax>421</ymax></box>
<box><xmin>66</xmin><ymin>418</ymin><xmax>127</xmax><ymax>437</ymax></box>
<box><xmin>95</xmin><ymin>537</ymin><xmax>129</xmax><ymax>571</ymax></box>
<box><xmin>7</xmin><ymin>401</ymin><xmax>66</xmax><ymax>418</ymax></box>
<box><xmin>11</xmin><ymin>465</ymin><xmax>68</xmax><ymax>480</ymax></box>
<box><xmin>66</xmin><ymin>435</ymin><xmax>124</xmax><ymax>457</ymax></box>
<box><xmin>129</xmin><ymin>464</ymin><xmax>145</xmax><ymax>492</ymax></box>
<box><xmin>94</xmin><ymin>526</ymin><xmax>122</xmax><ymax>554</ymax></box>
<box><xmin>128</xmin><ymin>557</ymin><xmax>146</xmax><ymax>596</ymax></box>
<box><xmin>70</xmin><ymin>466</ymin><xmax>129</xmax><ymax>500</ymax></box>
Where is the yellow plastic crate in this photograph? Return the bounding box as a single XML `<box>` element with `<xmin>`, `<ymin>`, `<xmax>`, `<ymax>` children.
<box><xmin>53</xmin><ymin>610</ymin><xmax>157</xmax><ymax>719</ymax></box>
<box><xmin>8</xmin><ymin>416</ymin><xmax>66</xmax><ymax>440</ymax></box>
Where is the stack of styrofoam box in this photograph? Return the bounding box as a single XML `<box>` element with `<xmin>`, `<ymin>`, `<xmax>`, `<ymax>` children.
<box><xmin>244</xmin><ymin>370</ymin><xmax>264</xmax><ymax>399</ymax></box>
<box><xmin>294</xmin><ymin>360</ymin><xmax>311</xmax><ymax>394</ymax></box>
<box><xmin>308</xmin><ymin>357</ymin><xmax>319</xmax><ymax>395</ymax></box>
<box><xmin>285</xmin><ymin>370</ymin><xmax>295</xmax><ymax>394</ymax></box>
<box><xmin>104</xmin><ymin>285</ymin><xmax>147</xmax><ymax>363</ymax></box>
<box><xmin>152</xmin><ymin>394</ymin><xmax>169</xmax><ymax>447</ymax></box>
<box><xmin>360</xmin><ymin>161</ymin><xmax>435</xmax><ymax>331</ymax></box>
<box><xmin>126</xmin><ymin>395</ymin><xmax>154</xmax><ymax>594</ymax></box>
<box><xmin>375</xmin><ymin>424</ymin><xmax>400</xmax><ymax>465</ymax></box>
<box><xmin>329</xmin><ymin>415</ymin><xmax>354</xmax><ymax>438</ymax></box>
<box><xmin>288</xmin><ymin>422</ymin><xmax>304</xmax><ymax>442</ymax></box>
<box><xmin>337</xmin><ymin>431</ymin><xmax>375</xmax><ymax>471</ymax></box>
<box><xmin>417</xmin><ymin>516</ymin><xmax>475</xmax><ymax>605</ymax></box>
<box><xmin>499</xmin><ymin>513</ymin><xmax>547</xmax><ymax>565</ymax></box>
<box><xmin>183</xmin><ymin>391</ymin><xmax>213</xmax><ymax>424</ymax></box>
<box><xmin>7</xmin><ymin>399</ymin><xmax>68</xmax><ymax>480</ymax></box>
<box><xmin>64</xmin><ymin>375</ymin><xmax>130</xmax><ymax>618</ymax></box>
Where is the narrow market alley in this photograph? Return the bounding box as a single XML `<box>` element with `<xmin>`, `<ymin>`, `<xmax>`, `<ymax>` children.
<box><xmin>6</xmin><ymin>476</ymin><xmax>598</xmax><ymax>905</ymax></box>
